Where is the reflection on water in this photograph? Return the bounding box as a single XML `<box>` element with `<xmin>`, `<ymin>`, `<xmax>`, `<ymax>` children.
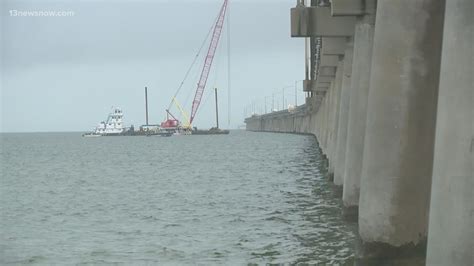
<box><xmin>277</xmin><ymin>138</ymin><xmax>357</xmax><ymax>264</ymax></box>
<box><xmin>1</xmin><ymin>131</ymin><xmax>356</xmax><ymax>264</ymax></box>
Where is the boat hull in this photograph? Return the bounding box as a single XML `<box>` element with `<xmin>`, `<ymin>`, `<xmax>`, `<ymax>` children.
<box><xmin>82</xmin><ymin>133</ymin><xmax>101</xmax><ymax>137</ymax></box>
<box><xmin>192</xmin><ymin>129</ymin><xmax>230</xmax><ymax>135</ymax></box>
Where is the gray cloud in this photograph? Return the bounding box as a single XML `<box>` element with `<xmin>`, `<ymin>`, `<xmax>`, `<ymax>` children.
<box><xmin>1</xmin><ymin>0</ymin><xmax>305</xmax><ymax>132</ymax></box>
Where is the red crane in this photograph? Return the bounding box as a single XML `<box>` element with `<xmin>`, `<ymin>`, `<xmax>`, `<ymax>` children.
<box><xmin>189</xmin><ymin>0</ymin><xmax>229</xmax><ymax>125</ymax></box>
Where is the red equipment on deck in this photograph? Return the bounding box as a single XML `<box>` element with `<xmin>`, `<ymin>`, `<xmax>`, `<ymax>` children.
<box><xmin>161</xmin><ymin>110</ymin><xmax>179</xmax><ymax>128</ymax></box>
<box><xmin>160</xmin><ymin>119</ymin><xmax>178</xmax><ymax>128</ymax></box>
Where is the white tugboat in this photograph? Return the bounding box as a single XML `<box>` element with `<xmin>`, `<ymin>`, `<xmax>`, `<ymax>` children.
<box><xmin>83</xmin><ymin>107</ymin><xmax>126</xmax><ymax>137</ymax></box>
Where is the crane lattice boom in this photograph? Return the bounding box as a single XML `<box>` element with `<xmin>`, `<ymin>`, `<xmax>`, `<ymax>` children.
<box><xmin>189</xmin><ymin>0</ymin><xmax>229</xmax><ymax>124</ymax></box>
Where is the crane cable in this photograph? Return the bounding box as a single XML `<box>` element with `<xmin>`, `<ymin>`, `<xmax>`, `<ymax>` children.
<box><xmin>166</xmin><ymin>12</ymin><xmax>221</xmax><ymax>111</ymax></box>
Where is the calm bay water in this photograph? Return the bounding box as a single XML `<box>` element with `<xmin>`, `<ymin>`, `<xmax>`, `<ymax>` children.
<box><xmin>1</xmin><ymin>131</ymin><xmax>356</xmax><ymax>265</ymax></box>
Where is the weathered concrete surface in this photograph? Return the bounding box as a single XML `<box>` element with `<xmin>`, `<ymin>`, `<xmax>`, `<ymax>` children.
<box><xmin>291</xmin><ymin>6</ymin><xmax>356</xmax><ymax>37</ymax></box>
<box><xmin>331</xmin><ymin>0</ymin><xmax>365</xmax><ymax>16</ymax></box>
<box><xmin>322</xmin><ymin>37</ymin><xmax>347</xmax><ymax>55</ymax></box>
<box><xmin>328</xmin><ymin>60</ymin><xmax>344</xmax><ymax>177</ymax></box>
<box><xmin>342</xmin><ymin>2</ymin><xmax>376</xmax><ymax>219</ymax></box>
<box><xmin>320</xmin><ymin>94</ymin><xmax>329</xmax><ymax>152</ymax></box>
<box><xmin>333</xmin><ymin>40</ymin><xmax>353</xmax><ymax>186</ymax></box>
<box><xmin>426</xmin><ymin>0</ymin><xmax>474</xmax><ymax>264</ymax></box>
<box><xmin>323</xmin><ymin>83</ymin><xmax>332</xmax><ymax>170</ymax></box>
<box><xmin>324</xmin><ymin>82</ymin><xmax>335</xmax><ymax>162</ymax></box>
<box><xmin>358</xmin><ymin>0</ymin><xmax>445</xmax><ymax>257</ymax></box>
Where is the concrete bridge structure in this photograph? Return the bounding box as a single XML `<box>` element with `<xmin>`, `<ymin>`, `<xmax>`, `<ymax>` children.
<box><xmin>245</xmin><ymin>0</ymin><xmax>473</xmax><ymax>264</ymax></box>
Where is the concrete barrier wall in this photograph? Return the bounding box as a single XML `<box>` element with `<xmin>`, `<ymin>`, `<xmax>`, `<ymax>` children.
<box><xmin>245</xmin><ymin>105</ymin><xmax>312</xmax><ymax>135</ymax></box>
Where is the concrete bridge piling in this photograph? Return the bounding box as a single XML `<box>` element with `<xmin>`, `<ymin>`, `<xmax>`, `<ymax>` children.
<box><xmin>426</xmin><ymin>0</ymin><xmax>474</xmax><ymax>264</ymax></box>
<box><xmin>333</xmin><ymin>38</ymin><xmax>352</xmax><ymax>187</ymax></box>
<box><xmin>245</xmin><ymin>0</ymin><xmax>473</xmax><ymax>264</ymax></box>
<box><xmin>358</xmin><ymin>0</ymin><xmax>445</xmax><ymax>261</ymax></box>
<box><xmin>342</xmin><ymin>1</ymin><xmax>375</xmax><ymax>220</ymax></box>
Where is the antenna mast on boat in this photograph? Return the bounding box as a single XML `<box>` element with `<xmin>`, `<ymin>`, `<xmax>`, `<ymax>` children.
<box><xmin>227</xmin><ymin>1</ymin><xmax>231</xmax><ymax>127</ymax></box>
<box><xmin>215</xmin><ymin>88</ymin><xmax>220</xmax><ymax>129</ymax></box>
<box><xmin>145</xmin><ymin>86</ymin><xmax>149</xmax><ymax>126</ymax></box>
<box><xmin>189</xmin><ymin>0</ymin><xmax>229</xmax><ymax>125</ymax></box>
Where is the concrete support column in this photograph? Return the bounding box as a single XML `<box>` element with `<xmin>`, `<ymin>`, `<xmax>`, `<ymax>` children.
<box><xmin>320</xmin><ymin>95</ymin><xmax>327</xmax><ymax>152</ymax></box>
<box><xmin>324</xmin><ymin>84</ymin><xmax>334</xmax><ymax>157</ymax></box>
<box><xmin>328</xmin><ymin>60</ymin><xmax>344</xmax><ymax>178</ymax></box>
<box><xmin>323</xmin><ymin>82</ymin><xmax>333</xmax><ymax>162</ymax></box>
<box><xmin>358</xmin><ymin>0</ymin><xmax>445</xmax><ymax>261</ymax></box>
<box><xmin>319</xmin><ymin>97</ymin><xmax>327</xmax><ymax>144</ymax></box>
<box><xmin>426</xmin><ymin>0</ymin><xmax>474</xmax><ymax>264</ymax></box>
<box><xmin>315</xmin><ymin>96</ymin><xmax>322</xmax><ymax>138</ymax></box>
<box><xmin>314</xmin><ymin>101</ymin><xmax>320</xmax><ymax>138</ymax></box>
<box><xmin>324</xmin><ymin>83</ymin><xmax>332</xmax><ymax>155</ymax></box>
<box><xmin>342</xmin><ymin>1</ymin><xmax>376</xmax><ymax>219</ymax></box>
<box><xmin>334</xmin><ymin>39</ymin><xmax>353</xmax><ymax>186</ymax></box>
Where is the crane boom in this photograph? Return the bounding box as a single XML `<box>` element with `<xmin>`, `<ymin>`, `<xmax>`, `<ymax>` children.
<box><xmin>189</xmin><ymin>0</ymin><xmax>229</xmax><ymax>124</ymax></box>
<box><xmin>172</xmin><ymin>97</ymin><xmax>191</xmax><ymax>129</ymax></box>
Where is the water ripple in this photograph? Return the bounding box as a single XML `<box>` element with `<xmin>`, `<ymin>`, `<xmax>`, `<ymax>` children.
<box><xmin>1</xmin><ymin>131</ymin><xmax>356</xmax><ymax>264</ymax></box>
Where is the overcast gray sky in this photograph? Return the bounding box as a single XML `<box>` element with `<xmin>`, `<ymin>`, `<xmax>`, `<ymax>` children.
<box><xmin>1</xmin><ymin>0</ymin><xmax>304</xmax><ymax>132</ymax></box>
